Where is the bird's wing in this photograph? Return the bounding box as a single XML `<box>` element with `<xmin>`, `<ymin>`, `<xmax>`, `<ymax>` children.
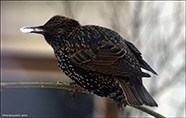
<box><xmin>125</xmin><ymin>40</ymin><xmax>158</xmax><ymax>75</ymax></box>
<box><xmin>67</xmin><ymin>26</ymin><xmax>150</xmax><ymax>77</ymax></box>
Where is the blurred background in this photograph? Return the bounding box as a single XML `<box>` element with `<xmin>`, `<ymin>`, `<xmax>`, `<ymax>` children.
<box><xmin>1</xmin><ymin>1</ymin><xmax>185</xmax><ymax>117</ymax></box>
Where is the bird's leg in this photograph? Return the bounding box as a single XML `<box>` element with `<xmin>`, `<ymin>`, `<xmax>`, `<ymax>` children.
<box><xmin>70</xmin><ymin>88</ymin><xmax>78</xmax><ymax>99</ymax></box>
<box><xmin>69</xmin><ymin>82</ymin><xmax>89</xmax><ymax>98</ymax></box>
<box><xmin>117</xmin><ymin>101</ymin><xmax>124</xmax><ymax>111</ymax></box>
<box><xmin>116</xmin><ymin>97</ymin><xmax>127</xmax><ymax>111</ymax></box>
<box><xmin>57</xmin><ymin>81</ymin><xmax>77</xmax><ymax>98</ymax></box>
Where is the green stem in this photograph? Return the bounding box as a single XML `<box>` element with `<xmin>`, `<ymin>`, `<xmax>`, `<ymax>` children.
<box><xmin>133</xmin><ymin>106</ymin><xmax>166</xmax><ymax>118</ymax></box>
<box><xmin>1</xmin><ymin>82</ymin><xmax>74</xmax><ymax>90</ymax></box>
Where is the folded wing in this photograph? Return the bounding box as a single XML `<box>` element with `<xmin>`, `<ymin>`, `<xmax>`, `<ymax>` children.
<box><xmin>67</xmin><ymin>26</ymin><xmax>154</xmax><ymax>77</ymax></box>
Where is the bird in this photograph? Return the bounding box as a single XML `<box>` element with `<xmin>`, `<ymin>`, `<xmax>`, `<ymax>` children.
<box><xmin>20</xmin><ymin>15</ymin><xmax>158</xmax><ymax>108</ymax></box>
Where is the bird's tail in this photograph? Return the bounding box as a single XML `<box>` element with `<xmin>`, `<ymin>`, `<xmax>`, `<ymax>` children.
<box><xmin>117</xmin><ymin>77</ymin><xmax>158</xmax><ymax>107</ymax></box>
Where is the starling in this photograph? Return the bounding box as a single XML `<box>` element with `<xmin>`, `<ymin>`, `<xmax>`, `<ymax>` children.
<box><xmin>20</xmin><ymin>15</ymin><xmax>158</xmax><ymax>107</ymax></box>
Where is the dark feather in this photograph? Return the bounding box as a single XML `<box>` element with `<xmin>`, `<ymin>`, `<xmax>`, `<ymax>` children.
<box><xmin>117</xmin><ymin>77</ymin><xmax>158</xmax><ymax>106</ymax></box>
<box><xmin>125</xmin><ymin>40</ymin><xmax>158</xmax><ymax>75</ymax></box>
<box><xmin>68</xmin><ymin>26</ymin><xmax>151</xmax><ymax>77</ymax></box>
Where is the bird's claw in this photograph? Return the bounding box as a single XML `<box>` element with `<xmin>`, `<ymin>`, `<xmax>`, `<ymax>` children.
<box><xmin>69</xmin><ymin>82</ymin><xmax>89</xmax><ymax>99</ymax></box>
<box><xmin>116</xmin><ymin>97</ymin><xmax>127</xmax><ymax>111</ymax></box>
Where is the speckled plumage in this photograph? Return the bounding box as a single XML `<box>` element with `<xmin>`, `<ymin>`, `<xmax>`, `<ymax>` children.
<box><xmin>22</xmin><ymin>15</ymin><xmax>158</xmax><ymax>107</ymax></box>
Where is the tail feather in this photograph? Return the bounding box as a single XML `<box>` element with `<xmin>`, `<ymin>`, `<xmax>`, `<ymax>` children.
<box><xmin>117</xmin><ymin>77</ymin><xmax>158</xmax><ymax>107</ymax></box>
<box><xmin>118</xmin><ymin>78</ymin><xmax>143</xmax><ymax>106</ymax></box>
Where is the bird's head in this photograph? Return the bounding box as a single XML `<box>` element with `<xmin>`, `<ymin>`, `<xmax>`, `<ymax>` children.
<box><xmin>20</xmin><ymin>15</ymin><xmax>81</xmax><ymax>47</ymax></box>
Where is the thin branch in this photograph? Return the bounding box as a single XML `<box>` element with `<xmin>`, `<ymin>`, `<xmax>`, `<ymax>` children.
<box><xmin>1</xmin><ymin>82</ymin><xmax>166</xmax><ymax>118</ymax></box>
<box><xmin>1</xmin><ymin>82</ymin><xmax>74</xmax><ymax>91</ymax></box>
<box><xmin>133</xmin><ymin>106</ymin><xmax>165</xmax><ymax>118</ymax></box>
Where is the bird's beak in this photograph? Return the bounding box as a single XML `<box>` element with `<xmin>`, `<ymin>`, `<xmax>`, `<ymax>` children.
<box><xmin>20</xmin><ymin>26</ymin><xmax>44</xmax><ymax>34</ymax></box>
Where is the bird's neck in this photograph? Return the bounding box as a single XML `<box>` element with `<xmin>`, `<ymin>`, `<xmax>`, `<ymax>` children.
<box><xmin>52</xmin><ymin>42</ymin><xmax>66</xmax><ymax>53</ymax></box>
<box><xmin>66</xmin><ymin>26</ymin><xmax>81</xmax><ymax>39</ymax></box>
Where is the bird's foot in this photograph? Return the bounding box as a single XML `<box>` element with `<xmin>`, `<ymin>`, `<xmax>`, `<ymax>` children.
<box><xmin>116</xmin><ymin>98</ymin><xmax>127</xmax><ymax>111</ymax></box>
<box><xmin>69</xmin><ymin>82</ymin><xmax>89</xmax><ymax>99</ymax></box>
<box><xmin>117</xmin><ymin>101</ymin><xmax>124</xmax><ymax>111</ymax></box>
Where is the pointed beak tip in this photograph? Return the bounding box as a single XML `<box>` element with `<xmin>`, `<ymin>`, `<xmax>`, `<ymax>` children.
<box><xmin>20</xmin><ymin>26</ymin><xmax>34</xmax><ymax>33</ymax></box>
